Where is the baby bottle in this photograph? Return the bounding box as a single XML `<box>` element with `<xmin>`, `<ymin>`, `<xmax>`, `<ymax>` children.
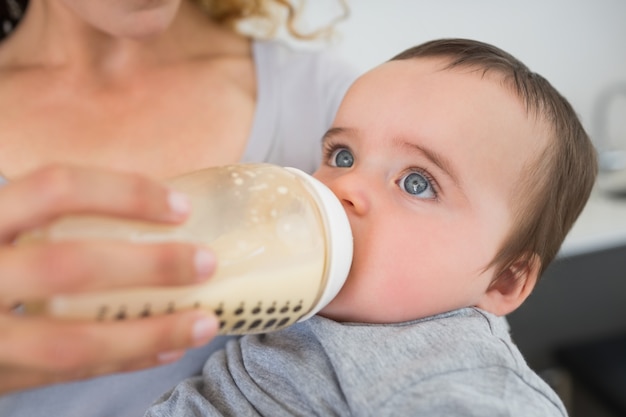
<box><xmin>21</xmin><ymin>163</ymin><xmax>353</xmax><ymax>335</ymax></box>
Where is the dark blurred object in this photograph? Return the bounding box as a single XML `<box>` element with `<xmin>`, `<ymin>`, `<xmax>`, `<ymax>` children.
<box><xmin>557</xmin><ymin>333</ymin><xmax>626</xmax><ymax>416</ymax></box>
<box><xmin>508</xmin><ymin>244</ymin><xmax>626</xmax><ymax>369</ymax></box>
<box><xmin>539</xmin><ymin>367</ymin><xmax>574</xmax><ymax>414</ymax></box>
<box><xmin>0</xmin><ymin>0</ymin><xmax>26</xmax><ymax>41</ymax></box>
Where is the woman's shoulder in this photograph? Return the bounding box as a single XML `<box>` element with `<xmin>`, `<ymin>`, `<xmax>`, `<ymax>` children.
<box><xmin>252</xmin><ymin>39</ymin><xmax>358</xmax><ymax>86</ymax></box>
<box><xmin>244</xmin><ymin>39</ymin><xmax>359</xmax><ymax>171</ymax></box>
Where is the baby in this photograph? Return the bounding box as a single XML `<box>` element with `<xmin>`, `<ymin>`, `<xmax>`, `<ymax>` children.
<box><xmin>145</xmin><ymin>38</ymin><xmax>597</xmax><ymax>416</ymax></box>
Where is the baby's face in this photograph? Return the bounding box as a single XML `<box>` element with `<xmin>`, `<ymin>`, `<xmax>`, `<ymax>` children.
<box><xmin>314</xmin><ymin>57</ymin><xmax>546</xmax><ymax>323</ymax></box>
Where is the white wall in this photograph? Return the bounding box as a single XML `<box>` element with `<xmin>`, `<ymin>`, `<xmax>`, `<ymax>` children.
<box><xmin>308</xmin><ymin>0</ymin><xmax>626</xmax><ymax>149</ymax></box>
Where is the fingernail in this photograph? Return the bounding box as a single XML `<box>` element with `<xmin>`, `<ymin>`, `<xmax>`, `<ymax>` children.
<box><xmin>192</xmin><ymin>314</ymin><xmax>218</xmax><ymax>347</ymax></box>
<box><xmin>194</xmin><ymin>249</ymin><xmax>215</xmax><ymax>281</ymax></box>
<box><xmin>168</xmin><ymin>190</ymin><xmax>190</xmax><ymax>219</ymax></box>
<box><xmin>158</xmin><ymin>349</ymin><xmax>186</xmax><ymax>364</ymax></box>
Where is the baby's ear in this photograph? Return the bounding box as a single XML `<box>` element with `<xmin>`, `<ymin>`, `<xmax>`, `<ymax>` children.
<box><xmin>476</xmin><ymin>254</ymin><xmax>541</xmax><ymax>316</ymax></box>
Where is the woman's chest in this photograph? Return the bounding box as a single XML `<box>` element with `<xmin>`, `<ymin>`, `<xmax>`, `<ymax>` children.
<box><xmin>0</xmin><ymin>63</ymin><xmax>256</xmax><ymax>179</ymax></box>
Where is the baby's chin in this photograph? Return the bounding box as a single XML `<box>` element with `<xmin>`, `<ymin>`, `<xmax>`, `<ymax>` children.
<box><xmin>317</xmin><ymin>298</ymin><xmax>404</xmax><ymax>325</ymax></box>
<box><xmin>318</xmin><ymin>292</ymin><xmax>474</xmax><ymax>325</ymax></box>
<box><xmin>317</xmin><ymin>298</ymin><xmax>363</xmax><ymax>323</ymax></box>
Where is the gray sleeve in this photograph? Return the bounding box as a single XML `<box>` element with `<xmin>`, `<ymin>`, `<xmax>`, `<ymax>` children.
<box><xmin>378</xmin><ymin>367</ymin><xmax>567</xmax><ymax>417</ymax></box>
<box><xmin>146</xmin><ymin>312</ymin><xmax>568</xmax><ymax>417</ymax></box>
<box><xmin>145</xmin><ymin>330</ymin><xmax>350</xmax><ymax>417</ymax></box>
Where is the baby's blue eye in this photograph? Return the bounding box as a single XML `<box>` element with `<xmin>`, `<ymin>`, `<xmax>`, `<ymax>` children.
<box><xmin>330</xmin><ymin>148</ymin><xmax>354</xmax><ymax>168</ymax></box>
<box><xmin>401</xmin><ymin>172</ymin><xmax>435</xmax><ymax>199</ymax></box>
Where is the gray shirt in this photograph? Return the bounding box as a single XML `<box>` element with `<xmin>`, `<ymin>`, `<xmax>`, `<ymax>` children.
<box><xmin>146</xmin><ymin>308</ymin><xmax>567</xmax><ymax>417</ymax></box>
<box><xmin>0</xmin><ymin>39</ymin><xmax>358</xmax><ymax>417</ymax></box>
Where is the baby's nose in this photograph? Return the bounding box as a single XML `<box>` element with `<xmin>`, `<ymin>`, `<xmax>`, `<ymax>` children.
<box><xmin>326</xmin><ymin>173</ymin><xmax>371</xmax><ymax>217</ymax></box>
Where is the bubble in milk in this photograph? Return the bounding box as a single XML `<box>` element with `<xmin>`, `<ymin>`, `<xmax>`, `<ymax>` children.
<box><xmin>275</xmin><ymin>213</ymin><xmax>317</xmax><ymax>250</ymax></box>
<box><xmin>248</xmin><ymin>183</ymin><xmax>268</xmax><ymax>192</ymax></box>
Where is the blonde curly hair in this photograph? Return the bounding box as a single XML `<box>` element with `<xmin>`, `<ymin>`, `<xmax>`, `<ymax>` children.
<box><xmin>0</xmin><ymin>1</ymin><xmax>348</xmax><ymax>41</ymax></box>
<box><xmin>193</xmin><ymin>0</ymin><xmax>349</xmax><ymax>40</ymax></box>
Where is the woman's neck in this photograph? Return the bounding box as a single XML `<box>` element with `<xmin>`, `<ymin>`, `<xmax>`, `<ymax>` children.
<box><xmin>0</xmin><ymin>0</ymin><xmax>249</xmax><ymax>79</ymax></box>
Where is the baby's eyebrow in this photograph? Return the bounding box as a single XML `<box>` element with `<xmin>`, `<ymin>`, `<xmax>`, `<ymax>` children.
<box><xmin>395</xmin><ymin>138</ymin><xmax>462</xmax><ymax>189</ymax></box>
<box><xmin>321</xmin><ymin>127</ymin><xmax>355</xmax><ymax>143</ymax></box>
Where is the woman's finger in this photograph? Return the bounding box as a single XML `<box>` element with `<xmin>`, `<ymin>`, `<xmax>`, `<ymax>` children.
<box><xmin>0</xmin><ymin>310</ymin><xmax>218</xmax><ymax>390</ymax></box>
<box><xmin>0</xmin><ymin>241</ymin><xmax>215</xmax><ymax>300</ymax></box>
<box><xmin>0</xmin><ymin>165</ymin><xmax>190</xmax><ymax>243</ymax></box>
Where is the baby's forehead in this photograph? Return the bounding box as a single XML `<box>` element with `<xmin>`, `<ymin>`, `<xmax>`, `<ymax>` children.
<box><xmin>365</xmin><ymin>57</ymin><xmax>525</xmax><ymax>108</ymax></box>
<box><xmin>360</xmin><ymin>59</ymin><xmax>548</xmax><ymax>155</ymax></box>
<box><xmin>358</xmin><ymin>57</ymin><xmax>516</xmax><ymax>107</ymax></box>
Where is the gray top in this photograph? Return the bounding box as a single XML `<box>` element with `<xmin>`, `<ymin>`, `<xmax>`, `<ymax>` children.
<box><xmin>146</xmin><ymin>308</ymin><xmax>567</xmax><ymax>417</ymax></box>
<box><xmin>0</xmin><ymin>39</ymin><xmax>358</xmax><ymax>417</ymax></box>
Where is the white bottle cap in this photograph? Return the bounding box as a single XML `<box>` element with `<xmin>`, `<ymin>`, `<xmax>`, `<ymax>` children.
<box><xmin>284</xmin><ymin>167</ymin><xmax>353</xmax><ymax>321</ymax></box>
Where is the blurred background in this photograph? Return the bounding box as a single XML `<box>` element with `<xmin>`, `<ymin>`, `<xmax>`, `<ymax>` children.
<box><xmin>302</xmin><ymin>1</ymin><xmax>626</xmax><ymax>416</ymax></box>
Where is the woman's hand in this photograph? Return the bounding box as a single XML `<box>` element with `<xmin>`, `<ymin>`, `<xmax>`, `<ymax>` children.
<box><xmin>0</xmin><ymin>166</ymin><xmax>219</xmax><ymax>394</ymax></box>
